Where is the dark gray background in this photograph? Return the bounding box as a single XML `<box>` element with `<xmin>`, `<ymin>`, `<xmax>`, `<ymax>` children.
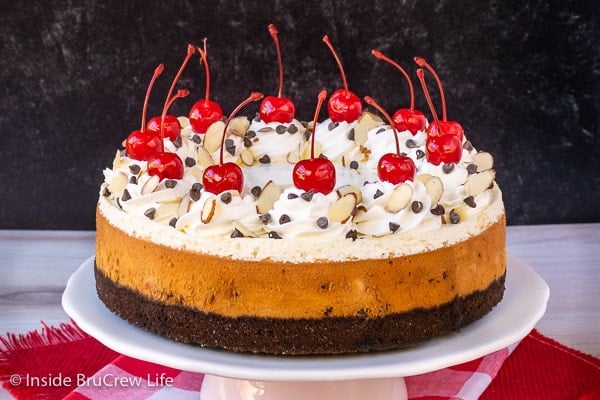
<box><xmin>1</xmin><ymin>0</ymin><xmax>598</xmax><ymax>229</ymax></box>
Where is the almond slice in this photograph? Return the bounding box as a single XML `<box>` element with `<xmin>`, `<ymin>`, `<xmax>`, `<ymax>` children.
<box><xmin>336</xmin><ymin>185</ymin><xmax>362</xmax><ymax>204</ymax></box>
<box><xmin>256</xmin><ymin>180</ymin><xmax>282</xmax><ymax>214</ymax></box>
<box><xmin>177</xmin><ymin>193</ymin><xmax>191</xmax><ymax>217</ymax></box>
<box><xmin>203</xmin><ymin>120</ymin><xmax>226</xmax><ymax>153</ymax></box>
<box><xmin>232</xmin><ymin>220</ymin><xmax>257</xmax><ymax>238</ymax></box>
<box><xmin>465</xmin><ymin>169</ymin><xmax>496</xmax><ymax>197</ymax></box>
<box><xmin>201</xmin><ymin>198</ymin><xmax>217</xmax><ymax>223</ymax></box>
<box><xmin>327</xmin><ymin>192</ymin><xmax>357</xmax><ymax>223</ymax></box>
<box><xmin>141</xmin><ymin>174</ymin><xmax>160</xmax><ymax>195</ymax></box>
<box><xmin>107</xmin><ymin>172</ymin><xmax>128</xmax><ymax>197</ymax></box>
<box><xmin>112</xmin><ymin>150</ymin><xmax>126</xmax><ymax>170</ymax></box>
<box><xmin>472</xmin><ymin>152</ymin><xmax>494</xmax><ymax>172</ymax></box>
<box><xmin>354</xmin><ymin>111</ymin><xmax>382</xmax><ymax>146</ymax></box>
<box><xmin>177</xmin><ymin>116</ymin><xmax>190</xmax><ymax>129</ymax></box>
<box><xmin>227</xmin><ymin>116</ymin><xmax>250</xmax><ymax>137</ymax></box>
<box><xmin>384</xmin><ymin>183</ymin><xmax>413</xmax><ymax>213</ymax></box>
<box><xmin>424</xmin><ymin>176</ymin><xmax>444</xmax><ymax>204</ymax></box>
<box><xmin>414</xmin><ymin>173</ymin><xmax>433</xmax><ymax>185</ymax></box>
<box><xmin>286</xmin><ymin>150</ymin><xmax>300</xmax><ymax>164</ymax></box>
<box><xmin>301</xmin><ymin>140</ymin><xmax>322</xmax><ymax>160</ymax></box>
<box><xmin>196</xmin><ymin>146</ymin><xmax>215</xmax><ymax>169</ymax></box>
<box><xmin>240</xmin><ymin>148</ymin><xmax>254</xmax><ymax>166</ymax></box>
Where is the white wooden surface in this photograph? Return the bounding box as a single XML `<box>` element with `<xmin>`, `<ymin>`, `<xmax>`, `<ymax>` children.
<box><xmin>0</xmin><ymin>224</ymin><xmax>598</xmax><ymax>398</ymax></box>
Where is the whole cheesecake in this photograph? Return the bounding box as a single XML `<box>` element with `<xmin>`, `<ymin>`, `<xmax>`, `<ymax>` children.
<box><xmin>95</xmin><ymin>43</ymin><xmax>506</xmax><ymax>355</ymax></box>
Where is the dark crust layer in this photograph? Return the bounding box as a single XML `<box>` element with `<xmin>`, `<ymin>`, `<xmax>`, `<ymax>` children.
<box><xmin>95</xmin><ymin>262</ymin><xmax>505</xmax><ymax>355</ymax></box>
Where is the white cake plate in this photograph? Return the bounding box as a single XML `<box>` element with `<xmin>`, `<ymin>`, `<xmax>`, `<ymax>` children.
<box><xmin>63</xmin><ymin>255</ymin><xmax>548</xmax><ymax>400</ymax></box>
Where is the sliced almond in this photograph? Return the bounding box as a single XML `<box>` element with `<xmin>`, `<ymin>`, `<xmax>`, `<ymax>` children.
<box><xmin>384</xmin><ymin>183</ymin><xmax>413</xmax><ymax>213</ymax></box>
<box><xmin>107</xmin><ymin>172</ymin><xmax>128</xmax><ymax>196</ymax></box>
<box><xmin>203</xmin><ymin>120</ymin><xmax>226</xmax><ymax>153</ymax></box>
<box><xmin>465</xmin><ymin>169</ymin><xmax>496</xmax><ymax>197</ymax></box>
<box><xmin>472</xmin><ymin>151</ymin><xmax>494</xmax><ymax>172</ymax></box>
<box><xmin>336</xmin><ymin>185</ymin><xmax>362</xmax><ymax>204</ymax></box>
<box><xmin>232</xmin><ymin>220</ymin><xmax>257</xmax><ymax>238</ymax></box>
<box><xmin>196</xmin><ymin>146</ymin><xmax>215</xmax><ymax>169</ymax></box>
<box><xmin>301</xmin><ymin>140</ymin><xmax>322</xmax><ymax>160</ymax></box>
<box><xmin>112</xmin><ymin>150</ymin><xmax>126</xmax><ymax>170</ymax></box>
<box><xmin>141</xmin><ymin>174</ymin><xmax>160</xmax><ymax>195</ymax></box>
<box><xmin>177</xmin><ymin>193</ymin><xmax>191</xmax><ymax>217</ymax></box>
<box><xmin>256</xmin><ymin>180</ymin><xmax>282</xmax><ymax>214</ymax></box>
<box><xmin>227</xmin><ymin>116</ymin><xmax>250</xmax><ymax>137</ymax></box>
<box><xmin>327</xmin><ymin>192</ymin><xmax>358</xmax><ymax>223</ymax></box>
<box><xmin>424</xmin><ymin>176</ymin><xmax>444</xmax><ymax>204</ymax></box>
<box><xmin>201</xmin><ymin>198</ymin><xmax>217</xmax><ymax>223</ymax></box>
<box><xmin>415</xmin><ymin>173</ymin><xmax>433</xmax><ymax>185</ymax></box>
<box><xmin>240</xmin><ymin>148</ymin><xmax>254</xmax><ymax>166</ymax></box>
<box><xmin>286</xmin><ymin>149</ymin><xmax>300</xmax><ymax>164</ymax></box>
<box><xmin>354</xmin><ymin>111</ymin><xmax>382</xmax><ymax>146</ymax></box>
<box><xmin>177</xmin><ymin>116</ymin><xmax>190</xmax><ymax>129</ymax></box>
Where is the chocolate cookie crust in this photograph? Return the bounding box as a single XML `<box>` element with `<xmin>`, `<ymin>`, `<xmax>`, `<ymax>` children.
<box><xmin>95</xmin><ymin>263</ymin><xmax>505</xmax><ymax>355</ymax></box>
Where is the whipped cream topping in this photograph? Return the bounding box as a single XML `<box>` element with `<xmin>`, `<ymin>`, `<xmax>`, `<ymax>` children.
<box><xmin>314</xmin><ymin>118</ymin><xmax>364</xmax><ymax>163</ymax></box>
<box><xmin>364</xmin><ymin>127</ymin><xmax>428</xmax><ymax>172</ymax></box>
<box><xmin>246</xmin><ymin>118</ymin><xmax>307</xmax><ymax>163</ymax></box>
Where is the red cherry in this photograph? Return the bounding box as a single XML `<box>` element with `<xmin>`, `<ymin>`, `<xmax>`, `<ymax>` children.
<box><xmin>147</xmin><ymin>114</ymin><xmax>181</xmax><ymax>141</ymax></box>
<box><xmin>125</xmin><ymin>130</ymin><xmax>164</xmax><ymax>161</ymax></box>
<box><xmin>259</xmin><ymin>24</ymin><xmax>296</xmax><ymax>123</ymax></box>
<box><xmin>378</xmin><ymin>153</ymin><xmax>416</xmax><ymax>184</ymax></box>
<box><xmin>292</xmin><ymin>90</ymin><xmax>336</xmax><ymax>194</ymax></box>
<box><xmin>364</xmin><ymin>96</ymin><xmax>416</xmax><ymax>184</ymax></box>
<box><xmin>147</xmin><ymin>152</ymin><xmax>184</xmax><ymax>180</ymax></box>
<box><xmin>371</xmin><ymin>50</ymin><xmax>427</xmax><ymax>135</ymax></box>
<box><xmin>189</xmin><ymin>39</ymin><xmax>224</xmax><ymax>133</ymax></box>
<box><xmin>202</xmin><ymin>92</ymin><xmax>264</xmax><ymax>194</ymax></box>
<box><xmin>426</xmin><ymin>120</ymin><xmax>464</xmax><ymax>142</ymax></box>
<box><xmin>322</xmin><ymin>35</ymin><xmax>362</xmax><ymax>123</ymax></box>
<box><xmin>425</xmin><ymin>134</ymin><xmax>462</xmax><ymax>165</ymax></box>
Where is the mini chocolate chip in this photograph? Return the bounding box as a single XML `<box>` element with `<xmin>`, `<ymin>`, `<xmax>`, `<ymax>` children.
<box><xmin>121</xmin><ymin>189</ymin><xmax>132</xmax><ymax>202</ymax></box>
<box><xmin>345</xmin><ymin>229</ymin><xmax>358</xmax><ymax>241</ymax></box>
<box><xmin>173</xmin><ymin>135</ymin><xmax>183</xmax><ymax>148</ymax></box>
<box><xmin>317</xmin><ymin>216</ymin><xmax>329</xmax><ymax>229</ymax></box>
<box><xmin>259</xmin><ymin>213</ymin><xmax>272</xmax><ymax>224</ymax></box>
<box><xmin>246</xmin><ymin>130</ymin><xmax>256</xmax><ymax>138</ymax></box>
<box><xmin>226</xmin><ymin>144</ymin><xmax>236</xmax><ymax>156</ymax></box>
<box><xmin>389</xmin><ymin>222</ymin><xmax>400</xmax><ymax>233</ymax></box>
<box><xmin>259</xmin><ymin>154</ymin><xmax>271</xmax><ymax>164</ymax></box>
<box><xmin>169</xmin><ymin>217</ymin><xmax>178</xmax><ymax>228</ymax></box>
<box><xmin>416</xmin><ymin>149</ymin><xmax>425</xmax><ymax>159</ymax></box>
<box><xmin>463</xmin><ymin>140</ymin><xmax>473</xmax><ymax>151</ymax></box>
<box><xmin>220</xmin><ymin>192</ymin><xmax>232</xmax><ymax>204</ymax></box>
<box><xmin>144</xmin><ymin>207</ymin><xmax>156</xmax><ymax>220</ymax></box>
<box><xmin>243</xmin><ymin>137</ymin><xmax>253</xmax><ymax>147</ymax></box>
<box><xmin>287</xmin><ymin>193</ymin><xmax>299</xmax><ymax>199</ymax></box>
<box><xmin>449</xmin><ymin>209</ymin><xmax>461</xmax><ymax>224</ymax></box>
<box><xmin>301</xmin><ymin>189</ymin><xmax>315</xmax><ymax>201</ymax></box>
<box><xmin>305</xmin><ymin>131</ymin><xmax>312</xmax><ymax>141</ymax></box>
<box><xmin>464</xmin><ymin>196</ymin><xmax>477</xmax><ymax>208</ymax></box>
<box><xmin>115</xmin><ymin>197</ymin><xmax>123</xmax><ymax>210</ymax></box>
<box><xmin>129</xmin><ymin>176</ymin><xmax>137</xmax><ymax>184</ymax></box>
<box><xmin>185</xmin><ymin>157</ymin><xmax>196</xmax><ymax>167</ymax></box>
<box><xmin>251</xmin><ymin>186</ymin><xmax>262</xmax><ymax>197</ymax></box>
<box><xmin>349</xmin><ymin>160</ymin><xmax>359</xmax><ymax>170</ymax></box>
<box><xmin>467</xmin><ymin>163</ymin><xmax>478</xmax><ymax>174</ymax></box>
<box><xmin>189</xmin><ymin>183</ymin><xmax>203</xmax><ymax>201</ymax></box>
<box><xmin>268</xmin><ymin>231</ymin><xmax>282</xmax><ymax>239</ymax></box>
<box><xmin>442</xmin><ymin>163</ymin><xmax>455</xmax><ymax>174</ymax></box>
<box><xmin>165</xmin><ymin>179</ymin><xmax>177</xmax><ymax>189</ymax></box>
<box><xmin>287</xmin><ymin>124</ymin><xmax>298</xmax><ymax>134</ymax></box>
<box><xmin>376</xmin><ymin>127</ymin><xmax>386</xmax><ymax>134</ymax></box>
<box><xmin>129</xmin><ymin>164</ymin><xmax>141</xmax><ymax>174</ymax></box>
<box><xmin>279</xmin><ymin>214</ymin><xmax>291</xmax><ymax>224</ymax></box>
<box><xmin>276</xmin><ymin>125</ymin><xmax>287</xmax><ymax>134</ymax></box>
<box><xmin>405</xmin><ymin>139</ymin><xmax>417</xmax><ymax>148</ymax></box>
<box><xmin>230</xmin><ymin>228</ymin><xmax>244</xmax><ymax>238</ymax></box>
<box><xmin>102</xmin><ymin>187</ymin><xmax>111</xmax><ymax>197</ymax></box>
<box><xmin>411</xmin><ymin>201</ymin><xmax>423</xmax><ymax>213</ymax></box>
<box><xmin>374</xmin><ymin>189</ymin><xmax>384</xmax><ymax>199</ymax></box>
<box><xmin>400</xmin><ymin>151</ymin><xmax>408</xmax><ymax>156</ymax></box>
<box><xmin>431</xmin><ymin>204</ymin><xmax>445</xmax><ymax>215</ymax></box>
<box><xmin>191</xmin><ymin>134</ymin><xmax>202</xmax><ymax>144</ymax></box>
<box><xmin>347</xmin><ymin>128</ymin><xmax>355</xmax><ymax>140</ymax></box>
<box><xmin>328</xmin><ymin>121</ymin><xmax>337</xmax><ymax>131</ymax></box>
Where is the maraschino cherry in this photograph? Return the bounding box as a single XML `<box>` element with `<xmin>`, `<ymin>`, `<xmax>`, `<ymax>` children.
<box><xmin>189</xmin><ymin>39</ymin><xmax>224</xmax><ymax>133</ymax></box>
<box><xmin>259</xmin><ymin>24</ymin><xmax>296</xmax><ymax>123</ymax></box>
<box><xmin>202</xmin><ymin>92</ymin><xmax>264</xmax><ymax>194</ymax></box>
<box><xmin>371</xmin><ymin>50</ymin><xmax>426</xmax><ymax>135</ymax></box>
<box><xmin>292</xmin><ymin>90</ymin><xmax>336</xmax><ymax>194</ymax></box>
<box><xmin>147</xmin><ymin>44</ymin><xmax>195</xmax><ymax>141</ymax></box>
<box><xmin>414</xmin><ymin>57</ymin><xmax>463</xmax><ymax>142</ymax></box>
<box><xmin>364</xmin><ymin>96</ymin><xmax>416</xmax><ymax>184</ymax></box>
<box><xmin>416</xmin><ymin>68</ymin><xmax>462</xmax><ymax>165</ymax></box>
<box><xmin>322</xmin><ymin>35</ymin><xmax>362</xmax><ymax>123</ymax></box>
<box><xmin>125</xmin><ymin>64</ymin><xmax>165</xmax><ymax>161</ymax></box>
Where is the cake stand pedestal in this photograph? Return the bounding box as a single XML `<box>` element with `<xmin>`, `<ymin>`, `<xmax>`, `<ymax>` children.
<box><xmin>62</xmin><ymin>256</ymin><xmax>548</xmax><ymax>400</ymax></box>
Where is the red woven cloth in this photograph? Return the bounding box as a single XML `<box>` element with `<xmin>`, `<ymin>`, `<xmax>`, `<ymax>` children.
<box><xmin>1</xmin><ymin>322</ymin><xmax>599</xmax><ymax>399</ymax></box>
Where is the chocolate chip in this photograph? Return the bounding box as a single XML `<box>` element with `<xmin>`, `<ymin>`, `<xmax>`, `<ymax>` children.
<box><xmin>347</xmin><ymin>128</ymin><xmax>355</xmax><ymax>141</ymax></box>
<box><xmin>374</xmin><ymin>189</ymin><xmax>384</xmax><ymax>199</ymax></box>
<box><xmin>246</xmin><ymin>130</ymin><xmax>256</xmax><ymax>139</ymax></box>
<box><xmin>328</xmin><ymin>121</ymin><xmax>338</xmax><ymax>131</ymax></box>
<box><xmin>276</xmin><ymin>125</ymin><xmax>287</xmax><ymax>134</ymax></box>
<box><xmin>411</xmin><ymin>201</ymin><xmax>423</xmax><ymax>213</ymax></box>
<box><xmin>144</xmin><ymin>207</ymin><xmax>156</xmax><ymax>220</ymax></box>
<box><xmin>251</xmin><ymin>186</ymin><xmax>262</xmax><ymax>197</ymax></box>
<box><xmin>463</xmin><ymin>140</ymin><xmax>473</xmax><ymax>151</ymax></box>
<box><xmin>230</xmin><ymin>228</ymin><xmax>244</xmax><ymax>238</ymax></box>
<box><xmin>259</xmin><ymin>154</ymin><xmax>271</xmax><ymax>164</ymax></box>
<box><xmin>129</xmin><ymin>176</ymin><xmax>137</xmax><ymax>184</ymax></box>
<box><xmin>268</xmin><ymin>231</ymin><xmax>282</xmax><ymax>239</ymax></box>
<box><xmin>305</xmin><ymin>130</ymin><xmax>312</xmax><ymax>141</ymax></box>
<box><xmin>431</xmin><ymin>204</ymin><xmax>445</xmax><ymax>215</ymax></box>
<box><xmin>121</xmin><ymin>189</ymin><xmax>132</xmax><ymax>202</ymax></box>
<box><xmin>416</xmin><ymin>150</ymin><xmax>425</xmax><ymax>159</ymax></box>
<box><xmin>184</xmin><ymin>157</ymin><xmax>195</xmax><ymax>167</ymax></box>
<box><xmin>243</xmin><ymin>138</ymin><xmax>253</xmax><ymax>147</ymax></box>
<box><xmin>442</xmin><ymin>163</ymin><xmax>455</xmax><ymax>174</ymax></box>
<box><xmin>349</xmin><ymin>160</ymin><xmax>359</xmax><ymax>170</ymax></box>
<box><xmin>191</xmin><ymin>134</ymin><xmax>202</xmax><ymax>144</ymax></box>
<box><xmin>405</xmin><ymin>139</ymin><xmax>417</xmax><ymax>148</ymax></box>
<box><xmin>376</xmin><ymin>127</ymin><xmax>386</xmax><ymax>134</ymax></box>
<box><xmin>449</xmin><ymin>209</ymin><xmax>461</xmax><ymax>224</ymax></box>
<box><xmin>279</xmin><ymin>214</ymin><xmax>291</xmax><ymax>224</ymax></box>
<box><xmin>189</xmin><ymin>183</ymin><xmax>203</xmax><ymax>201</ymax></box>
<box><xmin>467</xmin><ymin>163</ymin><xmax>478</xmax><ymax>175</ymax></box>
<box><xmin>225</xmin><ymin>139</ymin><xmax>236</xmax><ymax>156</ymax></box>
<box><xmin>129</xmin><ymin>164</ymin><xmax>141</xmax><ymax>174</ymax></box>
<box><xmin>345</xmin><ymin>229</ymin><xmax>358</xmax><ymax>241</ymax></box>
<box><xmin>464</xmin><ymin>196</ymin><xmax>477</xmax><ymax>208</ymax></box>
<box><xmin>287</xmin><ymin>124</ymin><xmax>298</xmax><ymax>134</ymax></box>
<box><xmin>301</xmin><ymin>189</ymin><xmax>315</xmax><ymax>201</ymax></box>
<box><xmin>287</xmin><ymin>193</ymin><xmax>299</xmax><ymax>199</ymax></box>
<box><xmin>173</xmin><ymin>135</ymin><xmax>183</xmax><ymax>148</ymax></box>
<box><xmin>259</xmin><ymin>213</ymin><xmax>272</xmax><ymax>224</ymax></box>
<box><xmin>169</xmin><ymin>217</ymin><xmax>177</xmax><ymax>227</ymax></box>
<box><xmin>317</xmin><ymin>216</ymin><xmax>329</xmax><ymax>229</ymax></box>
<box><xmin>165</xmin><ymin>179</ymin><xmax>177</xmax><ymax>189</ymax></box>
<box><xmin>220</xmin><ymin>192</ymin><xmax>232</xmax><ymax>204</ymax></box>
<box><xmin>102</xmin><ymin>187</ymin><xmax>111</xmax><ymax>197</ymax></box>
<box><xmin>389</xmin><ymin>222</ymin><xmax>400</xmax><ymax>233</ymax></box>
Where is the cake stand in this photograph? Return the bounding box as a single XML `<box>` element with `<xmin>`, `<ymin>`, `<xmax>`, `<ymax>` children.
<box><xmin>62</xmin><ymin>255</ymin><xmax>549</xmax><ymax>400</ymax></box>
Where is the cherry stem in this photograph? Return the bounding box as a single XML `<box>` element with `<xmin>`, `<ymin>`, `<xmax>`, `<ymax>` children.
<box><xmin>268</xmin><ymin>24</ymin><xmax>285</xmax><ymax>98</ymax></box>
<box><xmin>197</xmin><ymin>39</ymin><xmax>211</xmax><ymax>102</ymax></box>
<box><xmin>416</xmin><ymin>69</ymin><xmax>442</xmax><ymax>134</ymax></box>
<box><xmin>163</xmin><ymin>44</ymin><xmax>195</xmax><ymax>117</ymax></box>
<box><xmin>371</xmin><ymin>50</ymin><xmax>415</xmax><ymax>110</ymax></box>
<box><xmin>160</xmin><ymin>89</ymin><xmax>190</xmax><ymax>139</ymax></box>
<box><xmin>323</xmin><ymin>35</ymin><xmax>349</xmax><ymax>95</ymax></box>
<box><xmin>364</xmin><ymin>96</ymin><xmax>400</xmax><ymax>155</ymax></box>
<box><xmin>219</xmin><ymin>92</ymin><xmax>264</xmax><ymax>165</ymax></box>
<box><xmin>310</xmin><ymin>90</ymin><xmax>328</xmax><ymax>159</ymax></box>
<box><xmin>414</xmin><ymin>57</ymin><xmax>446</xmax><ymax>121</ymax></box>
<box><xmin>141</xmin><ymin>64</ymin><xmax>164</xmax><ymax>132</ymax></box>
